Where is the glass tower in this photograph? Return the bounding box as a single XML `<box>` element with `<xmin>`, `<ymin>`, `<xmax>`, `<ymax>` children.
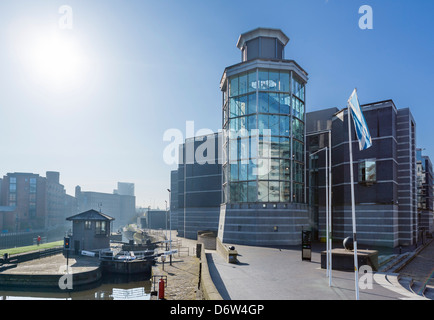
<box><xmin>218</xmin><ymin>28</ymin><xmax>309</xmax><ymax>246</ymax></box>
<box><xmin>221</xmin><ymin>28</ymin><xmax>307</xmax><ymax>205</ymax></box>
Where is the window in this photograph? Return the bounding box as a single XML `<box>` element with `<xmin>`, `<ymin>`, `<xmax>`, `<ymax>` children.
<box><xmin>359</xmin><ymin>160</ymin><xmax>376</xmax><ymax>184</ymax></box>
<box><xmin>95</xmin><ymin>221</ymin><xmax>107</xmax><ymax>235</ymax></box>
<box><xmin>85</xmin><ymin>221</ymin><xmax>92</xmax><ymax>230</ymax></box>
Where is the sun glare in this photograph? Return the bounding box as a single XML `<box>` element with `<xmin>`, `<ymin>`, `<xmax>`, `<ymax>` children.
<box><xmin>18</xmin><ymin>30</ymin><xmax>86</xmax><ymax>91</ymax></box>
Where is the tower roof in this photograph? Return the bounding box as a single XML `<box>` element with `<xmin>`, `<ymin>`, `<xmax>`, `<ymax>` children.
<box><xmin>236</xmin><ymin>28</ymin><xmax>290</xmax><ymax>50</ymax></box>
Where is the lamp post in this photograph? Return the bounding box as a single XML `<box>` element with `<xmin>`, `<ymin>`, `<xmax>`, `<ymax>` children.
<box><xmin>167</xmin><ymin>188</ymin><xmax>172</xmax><ymax>265</ymax></box>
<box><xmin>309</xmin><ymin>141</ymin><xmax>332</xmax><ymax>286</ymax></box>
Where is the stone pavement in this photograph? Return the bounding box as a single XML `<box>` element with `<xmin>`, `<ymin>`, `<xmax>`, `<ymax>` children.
<box><xmin>151</xmin><ymin>231</ymin><xmax>201</xmax><ymax>300</ymax></box>
<box><xmin>206</xmin><ymin>243</ymin><xmax>423</xmax><ymax>300</ymax></box>
<box><xmin>0</xmin><ymin>253</ymin><xmax>99</xmax><ymax>275</ymax></box>
<box><xmin>399</xmin><ymin>239</ymin><xmax>434</xmax><ymax>285</ymax></box>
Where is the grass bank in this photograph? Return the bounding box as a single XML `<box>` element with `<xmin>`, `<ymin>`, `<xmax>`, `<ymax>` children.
<box><xmin>0</xmin><ymin>241</ymin><xmax>63</xmax><ymax>256</ymax></box>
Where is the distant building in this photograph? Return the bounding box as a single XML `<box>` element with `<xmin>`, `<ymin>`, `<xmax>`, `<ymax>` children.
<box><xmin>114</xmin><ymin>182</ymin><xmax>135</xmax><ymax>197</ymax></box>
<box><xmin>66</xmin><ymin>209</ymin><xmax>115</xmax><ymax>253</ymax></box>
<box><xmin>75</xmin><ymin>184</ymin><xmax>136</xmax><ymax>230</ymax></box>
<box><xmin>0</xmin><ymin>171</ymin><xmax>74</xmax><ymax>231</ymax></box>
<box><xmin>416</xmin><ymin>149</ymin><xmax>434</xmax><ymax>234</ymax></box>
<box><xmin>172</xmin><ymin>132</ymin><xmax>222</xmax><ymax>239</ymax></box>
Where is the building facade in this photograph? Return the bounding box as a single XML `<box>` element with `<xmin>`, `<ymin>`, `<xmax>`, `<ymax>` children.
<box><xmin>306</xmin><ymin>100</ymin><xmax>420</xmax><ymax>248</ymax></box>
<box><xmin>416</xmin><ymin>149</ymin><xmax>434</xmax><ymax>234</ymax></box>
<box><xmin>218</xmin><ymin>28</ymin><xmax>310</xmax><ymax>246</ymax></box>
<box><xmin>173</xmin><ymin>132</ymin><xmax>222</xmax><ymax>239</ymax></box>
<box><xmin>0</xmin><ymin>171</ymin><xmax>74</xmax><ymax>231</ymax></box>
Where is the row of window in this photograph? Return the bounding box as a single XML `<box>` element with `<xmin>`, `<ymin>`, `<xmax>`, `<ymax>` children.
<box><xmin>225</xmin><ymin>159</ymin><xmax>304</xmax><ymax>183</ymax></box>
<box><xmin>227</xmin><ymin>114</ymin><xmax>304</xmax><ymax>140</ymax></box>
<box><xmin>227</xmin><ymin>93</ymin><xmax>304</xmax><ymax>119</ymax></box>
<box><xmin>228</xmin><ymin>69</ymin><xmax>305</xmax><ymax>100</ymax></box>
<box><xmin>84</xmin><ymin>220</ymin><xmax>108</xmax><ymax>235</ymax></box>
<box><xmin>226</xmin><ymin>137</ymin><xmax>304</xmax><ymax>163</ymax></box>
<box><xmin>224</xmin><ymin>181</ymin><xmax>304</xmax><ymax>203</ymax></box>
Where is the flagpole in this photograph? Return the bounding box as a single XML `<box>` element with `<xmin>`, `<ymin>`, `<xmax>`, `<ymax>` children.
<box><xmin>328</xmin><ymin>129</ymin><xmax>332</xmax><ymax>286</ymax></box>
<box><xmin>325</xmin><ymin>146</ymin><xmax>329</xmax><ymax>279</ymax></box>
<box><xmin>348</xmin><ymin>100</ymin><xmax>359</xmax><ymax>300</ymax></box>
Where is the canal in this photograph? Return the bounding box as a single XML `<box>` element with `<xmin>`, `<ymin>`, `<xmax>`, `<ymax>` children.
<box><xmin>0</xmin><ymin>273</ymin><xmax>153</xmax><ymax>300</ymax></box>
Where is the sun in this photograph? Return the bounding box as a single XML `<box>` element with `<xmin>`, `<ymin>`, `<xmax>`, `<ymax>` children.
<box><xmin>17</xmin><ymin>29</ymin><xmax>86</xmax><ymax>91</ymax></box>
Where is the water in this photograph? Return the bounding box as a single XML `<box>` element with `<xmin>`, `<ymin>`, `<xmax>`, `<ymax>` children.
<box><xmin>0</xmin><ymin>273</ymin><xmax>153</xmax><ymax>300</ymax></box>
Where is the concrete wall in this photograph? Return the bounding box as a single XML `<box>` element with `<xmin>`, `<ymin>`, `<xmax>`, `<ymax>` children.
<box><xmin>218</xmin><ymin>203</ymin><xmax>309</xmax><ymax>246</ymax></box>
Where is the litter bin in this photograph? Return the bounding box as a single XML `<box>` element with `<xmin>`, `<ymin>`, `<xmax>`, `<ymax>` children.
<box><xmin>3</xmin><ymin>253</ymin><xmax>9</xmax><ymax>262</ymax></box>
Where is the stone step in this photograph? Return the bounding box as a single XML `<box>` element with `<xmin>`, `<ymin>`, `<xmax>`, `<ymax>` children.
<box><xmin>411</xmin><ymin>281</ymin><xmax>426</xmax><ymax>296</ymax></box>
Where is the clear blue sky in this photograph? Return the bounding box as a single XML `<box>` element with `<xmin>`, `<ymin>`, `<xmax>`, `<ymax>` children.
<box><xmin>0</xmin><ymin>0</ymin><xmax>433</xmax><ymax>209</ymax></box>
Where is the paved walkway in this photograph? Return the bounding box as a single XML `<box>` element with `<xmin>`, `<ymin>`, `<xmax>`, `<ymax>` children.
<box><xmin>206</xmin><ymin>244</ymin><xmax>422</xmax><ymax>300</ymax></box>
<box><xmin>151</xmin><ymin>231</ymin><xmax>201</xmax><ymax>300</ymax></box>
<box><xmin>399</xmin><ymin>239</ymin><xmax>434</xmax><ymax>285</ymax></box>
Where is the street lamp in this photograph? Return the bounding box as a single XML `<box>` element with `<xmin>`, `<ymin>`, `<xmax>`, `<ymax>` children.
<box><xmin>167</xmin><ymin>188</ymin><xmax>172</xmax><ymax>265</ymax></box>
<box><xmin>308</xmin><ymin>130</ymin><xmax>332</xmax><ymax>287</ymax></box>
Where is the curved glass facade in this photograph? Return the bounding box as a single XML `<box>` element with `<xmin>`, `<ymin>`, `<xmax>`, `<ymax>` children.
<box><xmin>222</xmin><ymin>68</ymin><xmax>305</xmax><ymax>204</ymax></box>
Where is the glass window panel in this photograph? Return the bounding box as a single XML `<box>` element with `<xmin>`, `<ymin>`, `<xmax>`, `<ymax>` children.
<box><xmin>359</xmin><ymin>160</ymin><xmax>376</xmax><ymax>183</ymax></box>
<box><xmin>280</xmin><ymin>72</ymin><xmax>290</xmax><ymax>92</ymax></box>
<box><xmin>258</xmin><ymin>92</ymin><xmax>268</xmax><ymax>113</ymax></box>
<box><xmin>247</xmin><ymin>93</ymin><xmax>257</xmax><ymax>114</ymax></box>
<box><xmin>239</xmin><ymin>116</ymin><xmax>247</xmax><ymax>132</ymax></box>
<box><xmin>268</xmin><ymin>71</ymin><xmax>279</xmax><ymax>91</ymax></box>
<box><xmin>293</xmin><ymin>140</ymin><xmax>304</xmax><ymax>162</ymax></box>
<box><xmin>269</xmin><ymin>115</ymin><xmax>279</xmax><ymax>136</ymax></box>
<box><xmin>239</xmin><ymin>95</ymin><xmax>247</xmax><ymax>117</ymax></box>
<box><xmin>247</xmin><ymin>114</ymin><xmax>257</xmax><ymax>132</ymax></box>
<box><xmin>269</xmin><ymin>93</ymin><xmax>279</xmax><ymax>114</ymax></box>
<box><xmin>230</xmin><ymin>76</ymin><xmax>239</xmax><ymax>97</ymax></box>
<box><xmin>280</xmin><ymin>137</ymin><xmax>290</xmax><ymax>159</ymax></box>
<box><xmin>258</xmin><ymin>181</ymin><xmax>269</xmax><ymax>202</ymax></box>
<box><xmin>248</xmin><ymin>160</ymin><xmax>258</xmax><ymax>180</ymax></box>
<box><xmin>280</xmin><ymin>159</ymin><xmax>290</xmax><ymax>180</ymax></box>
<box><xmin>250</xmin><ymin>135</ymin><xmax>258</xmax><ymax>158</ymax></box>
<box><xmin>239</xmin><ymin>182</ymin><xmax>247</xmax><ymax>202</ymax></box>
<box><xmin>258</xmin><ymin>70</ymin><xmax>269</xmax><ymax>90</ymax></box>
<box><xmin>239</xmin><ymin>137</ymin><xmax>249</xmax><ymax>160</ymax></box>
<box><xmin>271</xmin><ymin>136</ymin><xmax>280</xmax><ymax>158</ymax></box>
<box><xmin>230</xmin><ymin>183</ymin><xmax>239</xmax><ymax>203</ymax></box>
<box><xmin>239</xmin><ymin>73</ymin><xmax>247</xmax><ymax>95</ymax></box>
<box><xmin>239</xmin><ymin>162</ymin><xmax>248</xmax><ymax>181</ymax></box>
<box><xmin>9</xmin><ymin>183</ymin><xmax>16</xmax><ymax>192</ymax></box>
<box><xmin>293</xmin><ymin>162</ymin><xmax>304</xmax><ymax>183</ymax></box>
<box><xmin>280</xmin><ymin>115</ymin><xmax>290</xmax><ymax>136</ymax></box>
<box><xmin>280</xmin><ymin>181</ymin><xmax>291</xmax><ymax>202</ymax></box>
<box><xmin>259</xmin><ymin>135</ymin><xmax>271</xmax><ymax>158</ymax></box>
<box><xmin>292</xmin><ymin>117</ymin><xmax>304</xmax><ymax>141</ymax></box>
<box><xmin>269</xmin><ymin>181</ymin><xmax>280</xmax><ymax>202</ymax></box>
<box><xmin>229</xmin><ymin>117</ymin><xmax>238</xmax><ymax>132</ymax></box>
<box><xmin>258</xmin><ymin>158</ymin><xmax>269</xmax><ymax>180</ymax></box>
<box><xmin>248</xmin><ymin>70</ymin><xmax>257</xmax><ymax>92</ymax></box>
<box><xmin>230</xmin><ymin>163</ymin><xmax>238</xmax><ymax>181</ymax></box>
<box><xmin>10</xmin><ymin>177</ymin><xmax>17</xmax><ymax>183</ymax></box>
<box><xmin>269</xmin><ymin>158</ymin><xmax>280</xmax><ymax>180</ymax></box>
<box><xmin>247</xmin><ymin>182</ymin><xmax>257</xmax><ymax>202</ymax></box>
<box><xmin>230</xmin><ymin>98</ymin><xmax>238</xmax><ymax>118</ymax></box>
<box><xmin>229</xmin><ymin>139</ymin><xmax>238</xmax><ymax>163</ymax></box>
<box><xmin>258</xmin><ymin>114</ymin><xmax>268</xmax><ymax>135</ymax></box>
<box><xmin>293</xmin><ymin>183</ymin><xmax>304</xmax><ymax>203</ymax></box>
<box><xmin>280</xmin><ymin>94</ymin><xmax>290</xmax><ymax>115</ymax></box>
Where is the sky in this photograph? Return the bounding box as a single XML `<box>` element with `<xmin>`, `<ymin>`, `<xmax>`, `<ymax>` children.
<box><xmin>0</xmin><ymin>0</ymin><xmax>433</xmax><ymax>209</ymax></box>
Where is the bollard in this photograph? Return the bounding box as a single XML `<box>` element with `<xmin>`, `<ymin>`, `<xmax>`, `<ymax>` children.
<box><xmin>158</xmin><ymin>277</ymin><xmax>165</xmax><ymax>300</ymax></box>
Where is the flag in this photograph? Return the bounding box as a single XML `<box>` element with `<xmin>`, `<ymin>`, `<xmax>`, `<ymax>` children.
<box><xmin>347</xmin><ymin>89</ymin><xmax>372</xmax><ymax>150</ymax></box>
